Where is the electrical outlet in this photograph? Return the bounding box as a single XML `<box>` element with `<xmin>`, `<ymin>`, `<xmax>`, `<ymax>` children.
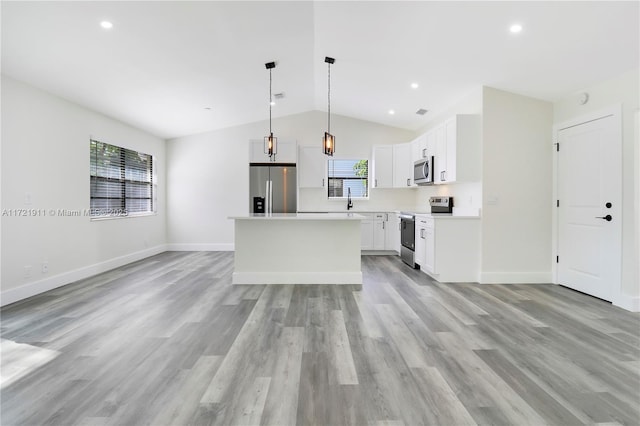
<box><xmin>42</xmin><ymin>262</ymin><xmax>49</xmax><ymax>274</ymax></box>
<box><xmin>24</xmin><ymin>265</ymin><xmax>32</xmax><ymax>278</ymax></box>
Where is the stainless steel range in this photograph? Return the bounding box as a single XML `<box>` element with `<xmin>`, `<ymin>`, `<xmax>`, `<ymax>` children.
<box><xmin>429</xmin><ymin>196</ymin><xmax>454</xmax><ymax>214</ymax></box>
<box><xmin>399</xmin><ymin>212</ymin><xmax>417</xmax><ymax>267</ymax></box>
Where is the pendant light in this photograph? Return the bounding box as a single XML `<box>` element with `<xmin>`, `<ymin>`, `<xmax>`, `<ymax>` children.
<box><xmin>264</xmin><ymin>61</ymin><xmax>277</xmax><ymax>158</ymax></box>
<box><xmin>323</xmin><ymin>56</ymin><xmax>335</xmax><ymax>156</ymax></box>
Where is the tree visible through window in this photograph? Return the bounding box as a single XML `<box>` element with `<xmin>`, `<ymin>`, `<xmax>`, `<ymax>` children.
<box><xmin>90</xmin><ymin>139</ymin><xmax>154</xmax><ymax>217</ymax></box>
<box><xmin>327</xmin><ymin>159</ymin><xmax>369</xmax><ymax>198</ymax></box>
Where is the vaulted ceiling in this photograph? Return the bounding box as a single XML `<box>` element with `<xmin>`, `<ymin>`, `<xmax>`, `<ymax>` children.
<box><xmin>2</xmin><ymin>1</ymin><xmax>638</xmax><ymax>139</ymax></box>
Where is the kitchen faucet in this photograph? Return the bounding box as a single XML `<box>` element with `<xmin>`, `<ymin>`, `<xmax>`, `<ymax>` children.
<box><xmin>347</xmin><ymin>188</ymin><xmax>353</xmax><ymax>210</ymax></box>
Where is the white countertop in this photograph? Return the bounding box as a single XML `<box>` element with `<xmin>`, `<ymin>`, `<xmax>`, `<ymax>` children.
<box><xmin>415</xmin><ymin>213</ymin><xmax>481</xmax><ymax>220</ymax></box>
<box><xmin>230</xmin><ymin>212</ymin><xmax>366</xmax><ymax>220</ymax></box>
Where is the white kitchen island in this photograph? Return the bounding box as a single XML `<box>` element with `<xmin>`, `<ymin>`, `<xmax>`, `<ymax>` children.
<box><xmin>230</xmin><ymin>213</ymin><xmax>364</xmax><ymax>284</ymax></box>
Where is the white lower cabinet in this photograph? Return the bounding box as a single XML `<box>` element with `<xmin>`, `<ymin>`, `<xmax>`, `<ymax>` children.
<box><xmin>415</xmin><ymin>216</ymin><xmax>427</xmax><ymax>266</ymax></box>
<box><xmin>373</xmin><ymin>213</ymin><xmax>386</xmax><ymax>250</ymax></box>
<box><xmin>360</xmin><ymin>215</ymin><xmax>374</xmax><ymax>250</ymax></box>
<box><xmin>360</xmin><ymin>212</ymin><xmax>398</xmax><ymax>252</ymax></box>
<box><xmin>385</xmin><ymin>213</ymin><xmax>401</xmax><ymax>253</ymax></box>
<box><xmin>424</xmin><ymin>217</ymin><xmax>435</xmax><ymax>273</ymax></box>
<box><xmin>419</xmin><ymin>216</ymin><xmax>480</xmax><ymax>282</ymax></box>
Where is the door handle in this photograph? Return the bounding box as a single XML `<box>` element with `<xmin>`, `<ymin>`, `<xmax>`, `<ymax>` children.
<box><xmin>407</xmin><ymin>178</ymin><xmax>410</xmax><ymax>186</ymax></box>
<box><xmin>596</xmin><ymin>215</ymin><xmax>612</xmax><ymax>222</ymax></box>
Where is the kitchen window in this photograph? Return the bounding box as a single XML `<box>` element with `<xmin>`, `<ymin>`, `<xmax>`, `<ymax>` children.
<box><xmin>327</xmin><ymin>159</ymin><xmax>368</xmax><ymax>198</ymax></box>
<box><xmin>90</xmin><ymin>139</ymin><xmax>154</xmax><ymax>218</ymax></box>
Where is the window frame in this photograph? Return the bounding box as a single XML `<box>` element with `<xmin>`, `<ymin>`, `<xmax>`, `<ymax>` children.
<box><xmin>89</xmin><ymin>139</ymin><xmax>156</xmax><ymax>220</ymax></box>
<box><xmin>326</xmin><ymin>158</ymin><xmax>370</xmax><ymax>200</ymax></box>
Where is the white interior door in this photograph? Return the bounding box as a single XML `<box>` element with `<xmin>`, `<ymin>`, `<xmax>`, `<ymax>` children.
<box><xmin>557</xmin><ymin>114</ymin><xmax>621</xmax><ymax>301</ymax></box>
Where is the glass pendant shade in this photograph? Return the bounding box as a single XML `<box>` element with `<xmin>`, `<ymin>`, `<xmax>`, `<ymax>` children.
<box><xmin>323</xmin><ymin>132</ymin><xmax>335</xmax><ymax>156</ymax></box>
<box><xmin>264</xmin><ymin>133</ymin><xmax>277</xmax><ymax>157</ymax></box>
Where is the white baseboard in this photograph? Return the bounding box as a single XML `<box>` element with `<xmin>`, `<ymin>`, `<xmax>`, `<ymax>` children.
<box><xmin>479</xmin><ymin>271</ymin><xmax>553</xmax><ymax>284</ymax></box>
<box><xmin>232</xmin><ymin>271</ymin><xmax>363</xmax><ymax>285</ymax></box>
<box><xmin>167</xmin><ymin>243</ymin><xmax>234</xmax><ymax>251</ymax></box>
<box><xmin>0</xmin><ymin>245</ymin><xmax>167</xmax><ymax>307</ymax></box>
<box><xmin>612</xmin><ymin>294</ymin><xmax>640</xmax><ymax>312</ymax></box>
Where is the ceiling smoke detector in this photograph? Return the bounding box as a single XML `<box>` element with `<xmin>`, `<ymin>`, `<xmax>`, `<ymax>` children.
<box><xmin>416</xmin><ymin>109</ymin><xmax>428</xmax><ymax>115</ymax></box>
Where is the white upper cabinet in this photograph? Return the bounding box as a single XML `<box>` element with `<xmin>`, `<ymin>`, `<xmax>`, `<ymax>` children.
<box><xmin>250</xmin><ymin>139</ymin><xmax>297</xmax><ymax>164</ymax></box>
<box><xmin>372</xmin><ymin>145</ymin><xmax>394</xmax><ymax>188</ymax></box>
<box><xmin>392</xmin><ymin>143</ymin><xmax>414</xmax><ymax>188</ymax></box>
<box><xmin>425</xmin><ymin>130</ymin><xmax>436</xmax><ymax>160</ymax></box>
<box><xmin>298</xmin><ymin>146</ymin><xmax>326</xmax><ymax>188</ymax></box>
<box><xmin>435</xmin><ymin>125</ymin><xmax>447</xmax><ymax>183</ymax></box>
<box><xmin>411</xmin><ymin>135</ymin><xmax>427</xmax><ymax>162</ymax></box>
<box><xmin>434</xmin><ymin>115</ymin><xmax>481</xmax><ymax>184</ymax></box>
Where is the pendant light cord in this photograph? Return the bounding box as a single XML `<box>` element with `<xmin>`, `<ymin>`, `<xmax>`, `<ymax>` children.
<box><xmin>327</xmin><ymin>62</ymin><xmax>331</xmax><ymax>134</ymax></box>
<box><xmin>269</xmin><ymin>68</ymin><xmax>272</xmax><ymax>134</ymax></box>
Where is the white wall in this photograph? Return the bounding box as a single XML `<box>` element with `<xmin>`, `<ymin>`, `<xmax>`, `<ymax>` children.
<box><xmin>480</xmin><ymin>87</ymin><xmax>554</xmax><ymax>283</ymax></box>
<box><xmin>413</xmin><ymin>87</ymin><xmax>484</xmax><ymax>214</ymax></box>
<box><xmin>553</xmin><ymin>68</ymin><xmax>640</xmax><ymax>309</ymax></box>
<box><xmin>166</xmin><ymin>111</ymin><xmax>415</xmax><ymax>249</ymax></box>
<box><xmin>1</xmin><ymin>76</ymin><xmax>167</xmax><ymax>305</ymax></box>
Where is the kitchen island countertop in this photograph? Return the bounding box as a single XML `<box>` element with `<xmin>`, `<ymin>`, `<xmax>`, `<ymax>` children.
<box><xmin>231</xmin><ymin>213</ymin><xmax>362</xmax><ymax>285</ymax></box>
<box><xmin>229</xmin><ymin>212</ymin><xmax>365</xmax><ymax>220</ymax></box>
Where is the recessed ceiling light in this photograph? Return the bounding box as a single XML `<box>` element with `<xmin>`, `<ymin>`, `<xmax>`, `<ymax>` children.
<box><xmin>100</xmin><ymin>21</ymin><xmax>113</xmax><ymax>29</ymax></box>
<box><xmin>388</xmin><ymin>109</ymin><xmax>395</xmax><ymax>115</ymax></box>
<box><xmin>411</xmin><ymin>83</ymin><xmax>419</xmax><ymax>89</ymax></box>
<box><xmin>510</xmin><ymin>24</ymin><xmax>522</xmax><ymax>34</ymax></box>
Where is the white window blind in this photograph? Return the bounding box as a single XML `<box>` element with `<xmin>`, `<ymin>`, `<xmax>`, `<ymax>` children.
<box><xmin>90</xmin><ymin>139</ymin><xmax>154</xmax><ymax>217</ymax></box>
<box><xmin>327</xmin><ymin>159</ymin><xmax>369</xmax><ymax>198</ymax></box>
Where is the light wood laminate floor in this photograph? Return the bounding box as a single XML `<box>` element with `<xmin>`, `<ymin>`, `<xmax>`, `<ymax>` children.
<box><xmin>1</xmin><ymin>252</ymin><xmax>639</xmax><ymax>425</ymax></box>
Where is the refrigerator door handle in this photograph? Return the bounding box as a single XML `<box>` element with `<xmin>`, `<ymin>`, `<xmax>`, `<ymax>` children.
<box><xmin>265</xmin><ymin>180</ymin><xmax>270</xmax><ymax>214</ymax></box>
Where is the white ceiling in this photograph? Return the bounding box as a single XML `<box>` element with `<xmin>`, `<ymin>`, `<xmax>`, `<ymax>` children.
<box><xmin>2</xmin><ymin>1</ymin><xmax>638</xmax><ymax>139</ymax></box>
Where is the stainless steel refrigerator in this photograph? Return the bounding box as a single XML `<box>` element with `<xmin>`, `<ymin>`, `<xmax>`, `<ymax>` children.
<box><xmin>249</xmin><ymin>164</ymin><xmax>297</xmax><ymax>214</ymax></box>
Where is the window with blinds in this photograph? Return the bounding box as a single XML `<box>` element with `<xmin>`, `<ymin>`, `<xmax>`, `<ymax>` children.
<box><xmin>90</xmin><ymin>139</ymin><xmax>154</xmax><ymax>217</ymax></box>
<box><xmin>327</xmin><ymin>159</ymin><xmax>369</xmax><ymax>198</ymax></box>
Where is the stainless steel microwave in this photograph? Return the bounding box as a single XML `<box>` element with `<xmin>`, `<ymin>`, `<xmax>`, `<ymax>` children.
<box><xmin>414</xmin><ymin>156</ymin><xmax>434</xmax><ymax>185</ymax></box>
